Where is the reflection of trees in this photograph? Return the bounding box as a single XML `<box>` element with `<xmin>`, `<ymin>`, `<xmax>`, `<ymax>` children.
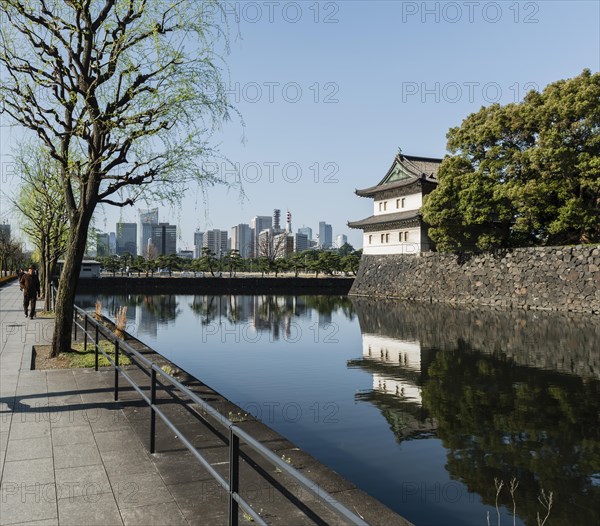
<box><xmin>422</xmin><ymin>347</ymin><xmax>600</xmax><ymax>526</ymax></box>
<box><xmin>350</xmin><ymin>296</ymin><xmax>600</xmax><ymax>526</ymax></box>
<box><xmin>304</xmin><ymin>295</ymin><xmax>355</xmax><ymax>321</ymax></box>
<box><xmin>186</xmin><ymin>294</ymin><xmax>355</xmax><ymax>341</ymax></box>
<box><xmin>141</xmin><ymin>295</ymin><xmax>179</xmax><ymax>323</ymax></box>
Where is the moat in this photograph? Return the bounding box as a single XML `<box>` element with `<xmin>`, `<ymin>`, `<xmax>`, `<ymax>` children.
<box><xmin>76</xmin><ymin>293</ymin><xmax>600</xmax><ymax>526</ymax></box>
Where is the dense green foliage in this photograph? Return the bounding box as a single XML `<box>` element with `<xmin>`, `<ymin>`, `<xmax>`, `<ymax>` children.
<box><xmin>422</xmin><ymin>70</ymin><xmax>600</xmax><ymax>251</ymax></box>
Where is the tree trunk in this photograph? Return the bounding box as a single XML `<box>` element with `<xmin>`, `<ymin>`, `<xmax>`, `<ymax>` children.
<box><xmin>51</xmin><ymin>213</ymin><xmax>92</xmax><ymax>357</ymax></box>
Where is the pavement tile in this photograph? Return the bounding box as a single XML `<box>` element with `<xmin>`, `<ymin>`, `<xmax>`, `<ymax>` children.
<box><xmin>8</xmin><ymin>421</ymin><xmax>51</xmax><ymax>440</ymax></box>
<box><xmin>101</xmin><ymin>448</ymin><xmax>156</xmax><ymax>477</ymax></box>
<box><xmin>1</xmin><ymin>457</ymin><xmax>55</xmax><ymax>485</ymax></box>
<box><xmin>51</xmin><ymin>425</ymin><xmax>94</xmax><ymax>447</ymax></box>
<box><xmin>5</xmin><ymin>436</ymin><xmax>52</xmax><ymax>462</ymax></box>
<box><xmin>109</xmin><ymin>471</ymin><xmax>174</xmax><ymax>510</ymax></box>
<box><xmin>53</xmin><ymin>442</ymin><xmax>102</xmax><ymax>469</ymax></box>
<box><xmin>168</xmin><ymin>479</ymin><xmax>228</xmax><ymax>526</ymax></box>
<box><xmin>87</xmin><ymin>408</ymin><xmax>132</xmax><ymax>432</ymax></box>
<box><xmin>55</xmin><ymin>464</ymin><xmax>111</xmax><ymax>500</ymax></box>
<box><xmin>151</xmin><ymin>451</ymin><xmax>214</xmax><ymax>486</ymax></box>
<box><xmin>93</xmin><ymin>428</ymin><xmax>143</xmax><ymax>453</ymax></box>
<box><xmin>120</xmin><ymin>500</ymin><xmax>188</xmax><ymax>526</ymax></box>
<box><xmin>57</xmin><ymin>493</ymin><xmax>123</xmax><ymax>526</ymax></box>
<box><xmin>0</xmin><ymin>482</ymin><xmax>57</xmax><ymax>526</ymax></box>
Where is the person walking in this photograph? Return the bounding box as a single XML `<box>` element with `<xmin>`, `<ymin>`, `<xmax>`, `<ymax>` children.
<box><xmin>20</xmin><ymin>265</ymin><xmax>40</xmax><ymax>319</ymax></box>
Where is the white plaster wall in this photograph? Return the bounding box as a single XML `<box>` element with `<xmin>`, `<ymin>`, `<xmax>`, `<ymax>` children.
<box><xmin>373</xmin><ymin>192</ymin><xmax>422</xmax><ymax>216</ymax></box>
<box><xmin>362</xmin><ymin>228</ymin><xmax>422</xmax><ymax>255</ymax></box>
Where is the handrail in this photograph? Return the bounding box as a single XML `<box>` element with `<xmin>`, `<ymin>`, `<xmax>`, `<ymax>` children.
<box><xmin>66</xmin><ymin>298</ymin><xmax>368</xmax><ymax>526</ymax></box>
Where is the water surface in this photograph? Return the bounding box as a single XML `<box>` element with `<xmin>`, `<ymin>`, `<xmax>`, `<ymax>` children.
<box><xmin>76</xmin><ymin>293</ymin><xmax>600</xmax><ymax>526</ymax></box>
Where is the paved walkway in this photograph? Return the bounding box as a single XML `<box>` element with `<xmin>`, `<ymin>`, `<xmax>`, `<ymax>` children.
<box><xmin>0</xmin><ymin>282</ymin><xmax>198</xmax><ymax>526</ymax></box>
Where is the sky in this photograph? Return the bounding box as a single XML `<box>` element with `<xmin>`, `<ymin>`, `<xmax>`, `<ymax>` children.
<box><xmin>1</xmin><ymin>0</ymin><xmax>599</xmax><ymax>250</ymax></box>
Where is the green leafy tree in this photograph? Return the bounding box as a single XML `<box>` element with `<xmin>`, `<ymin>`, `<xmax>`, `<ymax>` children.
<box><xmin>9</xmin><ymin>143</ymin><xmax>69</xmax><ymax>308</ymax></box>
<box><xmin>422</xmin><ymin>70</ymin><xmax>600</xmax><ymax>251</ymax></box>
<box><xmin>0</xmin><ymin>1</ymin><xmax>235</xmax><ymax>355</ymax></box>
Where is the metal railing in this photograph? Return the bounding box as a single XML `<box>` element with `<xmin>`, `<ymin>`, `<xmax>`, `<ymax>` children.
<box><xmin>68</xmin><ymin>302</ymin><xmax>368</xmax><ymax>526</ymax></box>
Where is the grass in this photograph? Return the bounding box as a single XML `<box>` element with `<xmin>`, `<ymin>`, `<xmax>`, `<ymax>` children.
<box><xmin>67</xmin><ymin>340</ymin><xmax>133</xmax><ymax>368</ymax></box>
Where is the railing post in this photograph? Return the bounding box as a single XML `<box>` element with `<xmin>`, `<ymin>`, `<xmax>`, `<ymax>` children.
<box><xmin>73</xmin><ymin>311</ymin><xmax>78</xmax><ymax>341</ymax></box>
<box><xmin>114</xmin><ymin>339</ymin><xmax>119</xmax><ymax>401</ymax></box>
<box><xmin>150</xmin><ymin>368</ymin><xmax>157</xmax><ymax>453</ymax></box>
<box><xmin>228</xmin><ymin>428</ymin><xmax>239</xmax><ymax>526</ymax></box>
<box><xmin>94</xmin><ymin>324</ymin><xmax>99</xmax><ymax>372</ymax></box>
<box><xmin>84</xmin><ymin>315</ymin><xmax>88</xmax><ymax>351</ymax></box>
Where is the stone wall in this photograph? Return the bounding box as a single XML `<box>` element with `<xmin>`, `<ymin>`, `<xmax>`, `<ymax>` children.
<box><xmin>350</xmin><ymin>245</ymin><xmax>600</xmax><ymax>313</ymax></box>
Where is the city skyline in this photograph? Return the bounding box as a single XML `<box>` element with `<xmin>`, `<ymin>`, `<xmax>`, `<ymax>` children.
<box><xmin>1</xmin><ymin>2</ymin><xmax>597</xmax><ymax>251</ymax></box>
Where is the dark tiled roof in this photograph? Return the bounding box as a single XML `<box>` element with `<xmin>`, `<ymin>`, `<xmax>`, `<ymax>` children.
<box><xmin>355</xmin><ymin>154</ymin><xmax>442</xmax><ymax>197</ymax></box>
<box><xmin>348</xmin><ymin>210</ymin><xmax>420</xmax><ymax>229</ymax></box>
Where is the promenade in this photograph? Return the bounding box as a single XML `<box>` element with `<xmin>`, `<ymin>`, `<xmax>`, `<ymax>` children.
<box><xmin>0</xmin><ymin>281</ymin><xmax>198</xmax><ymax>525</ymax></box>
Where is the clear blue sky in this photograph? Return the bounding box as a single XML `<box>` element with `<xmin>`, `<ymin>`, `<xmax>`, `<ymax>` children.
<box><xmin>1</xmin><ymin>1</ymin><xmax>599</xmax><ymax>250</ymax></box>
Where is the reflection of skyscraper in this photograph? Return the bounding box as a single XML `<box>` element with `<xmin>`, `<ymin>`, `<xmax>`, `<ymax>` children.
<box><xmin>139</xmin><ymin>208</ymin><xmax>158</xmax><ymax>256</ymax></box>
<box><xmin>116</xmin><ymin>223</ymin><xmax>137</xmax><ymax>256</ymax></box>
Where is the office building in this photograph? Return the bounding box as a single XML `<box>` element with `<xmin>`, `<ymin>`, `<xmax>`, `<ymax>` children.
<box><xmin>250</xmin><ymin>216</ymin><xmax>272</xmax><ymax>257</ymax></box>
<box><xmin>294</xmin><ymin>233</ymin><xmax>309</xmax><ymax>253</ymax></box>
<box><xmin>204</xmin><ymin>229</ymin><xmax>228</xmax><ymax>258</ymax></box>
<box><xmin>273</xmin><ymin>209</ymin><xmax>281</xmax><ymax>232</ymax></box>
<box><xmin>231</xmin><ymin>224</ymin><xmax>253</xmax><ymax>258</ymax></box>
<box><xmin>298</xmin><ymin>226</ymin><xmax>312</xmax><ymax>241</ymax></box>
<box><xmin>116</xmin><ymin>223</ymin><xmax>137</xmax><ymax>256</ymax></box>
<box><xmin>318</xmin><ymin>221</ymin><xmax>333</xmax><ymax>249</ymax></box>
<box><xmin>108</xmin><ymin>232</ymin><xmax>117</xmax><ymax>255</ymax></box>
<box><xmin>139</xmin><ymin>208</ymin><xmax>159</xmax><ymax>256</ymax></box>
<box><xmin>151</xmin><ymin>223</ymin><xmax>177</xmax><ymax>255</ymax></box>
<box><xmin>193</xmin><ymin>230</ymin><xmax>204</xmax><ymax>258</ymax></box>
<box><xmin>96</xmin><ymin>233</ymin><xmax>110</xmax><ymax>257</ymax></box>
<box><xmin>335</xmin><ymin>234</ymin><xmax>348</xmax><ymax>248</ymax></box>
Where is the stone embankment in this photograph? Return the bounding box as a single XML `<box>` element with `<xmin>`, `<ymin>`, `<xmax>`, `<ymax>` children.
<box><xmin>350</xmin><ymin>245</ymin><xmax>599</xmax><ymax>313</ymax></box>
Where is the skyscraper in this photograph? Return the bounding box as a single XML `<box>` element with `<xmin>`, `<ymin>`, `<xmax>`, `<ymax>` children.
<box><xmin>203</xmin><ymin>229</ymin><xmax>228</xmax><ymax>258</ymax></box>
<box><xmin>250</xmin><ymin>216</ymin><xmax>272</xmax><ymax>257</ymax></box>
<box><xmin>193</xmin><ymin>230</ymin><xmax>204</xmax><ymax>259</ymax></box>
<box><xmin>294</xmin><ymin>233</ymin><xmax>309</xmax><ymax>252</ymax></box>
<box><xmin>298</xmin><ymin>226</ymin><xmax>312</xmax><ymax>241</ymax></box>
<box><xmin>116</xmin><ymin>223</ymin><xmax>137</xmax><ymax>256</ymax></box>
<box><xmin>231</xmin><ymin>224</ymin><xmax>253</xmax><ymax>258</ymax></box>
<box><xmin>96</xmin><ymin>233</ymin><xmax>110</xmax><ymax>257</ymax></box>
<box><xmin>335</xmin><ymin>234</ymin><xmax>348</xmax><ymax>248</ymax></box>
<box><xmin>138</xmin><ymin>208</ymin><xmax>158</xmax><ymax>256</ymax></box>
<box><xmin>0</xmin><ymin>224</ymin><xmax>11</xmax><ymax>240</ymax></box>
<box><xmin>151</xmin><ymin>223</ymin><xmax>177</xmax><ymax>255</ymax></box>
<box><xmin>318</xmin><ymin>221</ymin><xmax>333</xmax><ymax>249</ymax></box>
<box><xmin>273</xmin><ymin>209</ymin><xmax>281</xmax><ymax>232</ymax></box>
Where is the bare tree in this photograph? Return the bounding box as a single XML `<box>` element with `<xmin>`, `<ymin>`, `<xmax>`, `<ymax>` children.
<box><xmin>0</xmin><ymin>1</ymin><xmax>234</xmax><ymax>355</ymax></box>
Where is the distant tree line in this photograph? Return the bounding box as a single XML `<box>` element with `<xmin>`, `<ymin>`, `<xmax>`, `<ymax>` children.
<box><xmin>96</xmin><ymin>245</ymin><xmax>362</xmax><ymax>278</ymax></box>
